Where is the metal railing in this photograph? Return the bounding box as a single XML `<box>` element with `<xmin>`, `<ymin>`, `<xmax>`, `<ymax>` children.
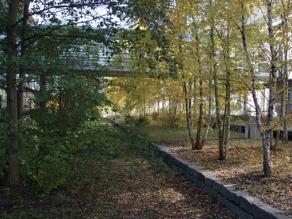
<box><xmin>0</xmin><ymin>46</ymin><xmax>141</xmax><ymax>75</ymax></box>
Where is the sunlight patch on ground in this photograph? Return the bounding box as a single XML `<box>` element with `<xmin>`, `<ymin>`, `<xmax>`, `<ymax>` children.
<box><xmin>156</xmin><ymin>188</ymin><xmax>186</xmax><ymax>203</ymax></box>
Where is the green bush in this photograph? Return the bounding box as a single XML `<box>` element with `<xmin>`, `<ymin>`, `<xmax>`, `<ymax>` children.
<box><xmin>21</xmin><ymin>129</ymin><xmax>72</xmax><ymax>191</ymax></box>
<box><xmin>158</xmin><ymin>110</ymin><xmax>185</xmax><ymax>128</ymax></box>
<box><xmin>135</xmin><ymin>116</ymin><xmax>151</xmax><ymax>127</ymax></box>
<box><xmin>125</xmin><ymin>114</ymin><xmax>136</xmax><ymax>125</ymax></box>
<box><xmin>1</xmin><ymin>75</ymin><xmax>112</xmax><ymax>191</ymax></box>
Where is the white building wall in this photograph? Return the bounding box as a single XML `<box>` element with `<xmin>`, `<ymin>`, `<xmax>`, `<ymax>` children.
<box><xmin>231</xmin><ymin>88</ymin><xmax>270</xmax><ymax>117</ymax></box>
<box><xmin>246</xmin><ymin>88</ymin><xmax>271</xmax><ymax>117</ymax></box>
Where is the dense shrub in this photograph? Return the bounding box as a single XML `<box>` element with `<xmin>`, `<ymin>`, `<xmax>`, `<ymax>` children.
<box><xmin>1</xmin><ymin>75</ymin><xmax>112</xmax><ymax>191</ymax></box>
<box><xmin>157</xmin><ymin>110</ymin><xmax>185</xmax><ymax>128</ymax></box>
<box><xmin>20</xmin><ymin>120</ymin><xmax>119</xmax><ymax>192</ymax></box>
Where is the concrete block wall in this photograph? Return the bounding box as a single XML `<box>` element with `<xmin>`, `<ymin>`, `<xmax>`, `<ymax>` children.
<box><xmin>153</xmin><ymin>143</ymin><xmax>289</xmax><ymax>219</ymax></box>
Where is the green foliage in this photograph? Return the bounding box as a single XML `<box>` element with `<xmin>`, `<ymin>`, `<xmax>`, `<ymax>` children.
<box><xmin>135</xmin><ymin>116</ymin><xmax>151</xmax><ymax>127</ymax></box>
<box><xmin>125</xmin><ymin>115</ymin><xmax>151</xmax><ymax>127</ymax></box>
<box><xmin>22</xmin><ymin>75</ymin><xmax>110</xmax><ymax>191</ymax></box>
<box><xmin>19</xmin><ymin>121</ymin><xmax>120</xmax><ymax>192</ymax></box>
<box><xmin>0</xmin><ymin>73</ymin><xmax>113</xmax><ymax>191</ymax></box>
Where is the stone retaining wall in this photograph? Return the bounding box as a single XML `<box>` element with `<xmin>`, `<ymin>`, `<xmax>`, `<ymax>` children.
<box><xmin>153</xmin><ymin>143</ymin><xmax>289</xmax><ymax>219</ymax></box>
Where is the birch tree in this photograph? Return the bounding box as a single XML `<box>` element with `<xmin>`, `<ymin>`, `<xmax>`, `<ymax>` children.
<box><xmin>239</xmin><ymin>0</ymin><xmax>273</xmax><ymax>177</ymax></box>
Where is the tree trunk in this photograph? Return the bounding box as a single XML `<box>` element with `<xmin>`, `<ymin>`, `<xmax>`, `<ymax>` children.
<box><xmin>209</xmin><ymin>10</ymin><xmax>224</xmax><ymax>159</ymax></box>
<box><xmin>273</xmin><ymin>130</ymin><xmax>280</xmax><ymax>150</ymax></box>
<box><xmin>282</xmin><ymin>0</ymin><xmax>290</xmax><ymax>144</ymax></box>
<box><xmin>17</xmin><ymin>0</ymin><xmax>30</xmax><ymax>119</ymax></box>
<box><xmin>283</xmin><ymin>72</ymin><xmax>289</xmax><ymax>143</ymax></box>
<box><xmin>143</xmin><ymin>97</ymin><xmax>146</xmax><ymax>118</ymax></box>
<box><xmin>188</xmin><ymin>80</ymin><xmax>193</xmax><ymax>128</ymax></box>
<box><xmin>243</xmin><ymin>92</ymin><xmax>248</xmax><ymax>112</ymax></box>
<box><xmin>283</xmin><ymin>66</ymin><xmax>289</xmax><ymax>143</ymax></box>
<box><xmin>240</xmin><ymin>0</ymin><xmax>272</xmax><ymax>177</ymax></box>
<box><xmin>222</xmin><ymin>37</ymin><xmax>231</xmax><ymax>159</ymax></box>
<box><xmin>183</xmin><ymin>82</ymin><xmax>195</xmax><ymax>149</ymax></box>
<box><xmin>6</xmin><ymin>0</ymin><xmax>20</xmax><ymax>186</ymax></box>
<box><xmin>157</xmin><ymin>100</ymin><xmax>160</xmax><ymax>114</ymax></box>
<box><xmin>193</xmin><ymin>14</ymin><xmax>204</xmax><ymax>150</ymax></box>
<box><xmin>195</xmin><ymin>79</ymin><xmax>204</xmax><ymax>150</ymax></box>
<box><xmin>263</xmin><ymin>130</ymin><xmax>272</xmax><ymax>177</ymax></box>
<box><xmin>201</xmin><ymin>79</ymin><xmax>212</xmax><ymax>146</ymax></box>
<box><xmin>273</xmin><ymin>46</ymin><xmax>284</xmax><ymax>151</ymax></box>
<box><xmin>264</xmin><ymin>0</ymin><xmax>277</xmax><ymax>177</ymax></box>
<box><xmin>222</xmin><ymin>26</ymin><xmax>232</xmax><ymax>159</ymax></box>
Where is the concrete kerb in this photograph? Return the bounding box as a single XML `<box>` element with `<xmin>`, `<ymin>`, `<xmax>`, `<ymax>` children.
<box><xmin>152</xmin><ymin>143</ymin><xmax>289</xmax><ymax>219</ymax></box>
